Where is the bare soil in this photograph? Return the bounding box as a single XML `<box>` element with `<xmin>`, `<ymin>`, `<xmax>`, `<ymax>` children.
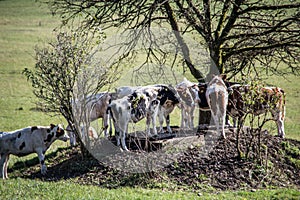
<box><xmin>11</xmin><ymin>127</ymin><xmax>300</xmax><ymax>191</ymax></box>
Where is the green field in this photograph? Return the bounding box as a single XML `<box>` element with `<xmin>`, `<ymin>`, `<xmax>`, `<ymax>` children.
<box><xmin>0</xmin><ymin>0</ymin><xmax>299</xmax><ymax>199</ymax></box>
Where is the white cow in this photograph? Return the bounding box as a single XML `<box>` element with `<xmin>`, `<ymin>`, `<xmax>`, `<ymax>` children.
<box><xmin>0</xmin><ymin>124</ymin><xmax>69</xmax><ymax>179</ymax></box>
<box><xmin>206</xmin><ymin>75</ymin><xmax>228</xmax><ymax>139</ymax></box>
<box><xmin>68</xmin><ymin>92</ymin><xmax>112</xmax><ymax>146</ymax></box>
<box><xmin>176</xmin><ymin>78</ymin><xmax>200</xmax><ymax>129</ymax></box>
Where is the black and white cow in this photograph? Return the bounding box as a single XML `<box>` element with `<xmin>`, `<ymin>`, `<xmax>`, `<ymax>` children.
<box><xmin>0</xmin><ymin>124</ymin><xmax>69</xmax><ymax>179</ymax></box>
<box><xmin>109</xmin><ymin>91</ymin><xmax>160</xmax><ymax>151</ymax></box>
<box><xmin>114</xmin><ymin>84</ymin><xmax>181</xmax><ymax>134</ymax></box>
<box><xmin>143</xmin><ymin>84</ymin><xmax>181</xmax><ymax>133</ymax></box>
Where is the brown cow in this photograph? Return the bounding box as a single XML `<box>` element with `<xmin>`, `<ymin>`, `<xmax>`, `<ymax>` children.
<box><xmin>206</xmin><ymin>75</ymin><xmax>229</xmax><ymax>139</ymax></box>
<box><xmin>227</xmin><ymin>85</ymin><xmax>286</xmax><ymax>138</ymax></box>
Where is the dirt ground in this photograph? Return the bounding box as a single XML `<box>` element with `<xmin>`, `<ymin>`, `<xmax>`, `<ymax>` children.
<box><xmin>12</xmin><ymin>127</ymin><xmax>300</xmax><ymax>191</ymax></box>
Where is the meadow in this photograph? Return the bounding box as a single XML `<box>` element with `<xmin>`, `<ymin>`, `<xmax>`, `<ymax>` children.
<box><xmin>0</xmin><ymin>0</ymin><xmax>299</xmax><ymax>199</ymax></box>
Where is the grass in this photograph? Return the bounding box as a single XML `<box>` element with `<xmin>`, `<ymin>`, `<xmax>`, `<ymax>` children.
<box><xmin>0</xmin><ymin>0</ymin><xmax>299</xmax><ymax>199</ymax></box>
<box><xmin>0</xmin><ymin>179</ymin><xmax>299</xmax><ymax>200</ymax></box>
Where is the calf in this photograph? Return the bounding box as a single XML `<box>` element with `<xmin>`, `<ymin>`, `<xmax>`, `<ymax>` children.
<box><xmin>109</xmin><ymin>91</ymin><xmax>160</xmax><ymax>151</ymax></box>
<box><xmin>68</xmin><ymin>92</ymin><xmax>112</xmax><ymax>146</ymax></box>
<box><xmin>206</xmin><ymin>75</ymin><xmax>228</xmax><ymax>139</ymax></box>
<box><xmin>0</xmin><ymin>124</ymin><xmax>69</xmax><ymax>179</ymax></box>
<box><xmin>227</xmin><ymin>85</ymin><xmax>286</xmax><ymax>138</ymax></box>
<box><xmin>176</xmin><ymin>78</ymin><xmax>200</xmax><ymax>129</ymax></box>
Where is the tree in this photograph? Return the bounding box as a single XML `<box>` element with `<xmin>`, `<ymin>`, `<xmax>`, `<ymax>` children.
<box><xmin>23</xmin><ymin>31</ymin><xmax>117</xmax><ymax>155</ymax></box>
<box><xmin>47</xmin><ymin>0</ymin><xmax>300</xmax><ymax>81</ymax></box>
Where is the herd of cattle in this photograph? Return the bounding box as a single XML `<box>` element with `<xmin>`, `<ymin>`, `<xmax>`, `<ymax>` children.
<box><xmin>0</xmin><ymin>74</ymin><xmax>286</xmax><ymax>179</ymax></box>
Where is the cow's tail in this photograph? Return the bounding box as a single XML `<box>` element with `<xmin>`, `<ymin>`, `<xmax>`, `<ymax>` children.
<box><xmin>280</xmin><ymin>88</ymin><xmax>286</xmax><ymax>120</ymax></box>
<box><xmin>106</xmin><ymin>102</ymin><xmax>114</xmax><ymax>137</ymax></box>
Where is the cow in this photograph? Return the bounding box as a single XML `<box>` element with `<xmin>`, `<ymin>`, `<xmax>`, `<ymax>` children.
<box><xmin>114</xmin><ymin>84</ymin><xmax>181</xmax><ymax>134</ymax></box>
<box><xmin>0</xmin><ymin>124</ymin><xmax>69</xmax><ymax>179</ymax></box>
<box><xmin>176</xmin><ymin>78</ymin><xmax>200</xmax><ymax>129</ymax></box>
<box><xmin>206</xmin><ymin>75</ymin><xmax>229</xmax><ymax>139</ymax></box>
<box><xmin>146</xmin><ymin>84</ymin><xmax>181</xmax><ymax>133</ymax></box>
<box><xmin>67</xmin><ymin>92</ymin><xmax>112</xmax><ymax>146</ymax></box>
<box><xmin>108</xmin><ymin>91</ymin><xmax>160</xmax><ymax>151</ymax></box>
<box><xmin>227</xmin><ymin>84</ymin><xmax>286</xmax><ymax>138</ymax></box>
<box><xmin>115</xmin><ymin>86</ymin><xmax>141</xmax><ymax>99</ymax></box>
<box><xmin>197</xmin><ymin>76</ymin><xmax>241</xmax><ymax>127</ymax></box>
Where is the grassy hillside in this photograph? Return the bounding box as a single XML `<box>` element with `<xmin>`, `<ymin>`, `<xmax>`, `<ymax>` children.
<box><xmin>0</xmin><ymin>0</ymin><xmax>62</xmax><ymax>131</ymax></box>
<box><xmin>0</xmin><ymin>0</ymin><xmax>299</xmax><ymax>199</ymax></box>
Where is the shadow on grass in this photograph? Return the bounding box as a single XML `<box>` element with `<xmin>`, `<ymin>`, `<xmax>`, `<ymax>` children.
<box><xmin>9</xmin><ymin>145</ymin><xmax>160</xmax><ymax>189</ymax></box>
<box><xmin>9</xmin><ymin>146</ymin><xmax>100</xmax><ymax>180</ymax></box>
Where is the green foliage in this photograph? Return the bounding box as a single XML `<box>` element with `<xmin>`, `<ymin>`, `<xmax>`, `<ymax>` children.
<box><xmin>22</xmin><ymin>32</ymin><xmax>89</xmax><ymax>114</ymax></box>
<box><xmin>281</xmin><ymin>141</ymin><xmax>300</xmax><ymax>157</ymax></box>
<box><xmin>281</xmin><ymin>141</ymin><xmax>300</xmax><ymax>169</ymax></box>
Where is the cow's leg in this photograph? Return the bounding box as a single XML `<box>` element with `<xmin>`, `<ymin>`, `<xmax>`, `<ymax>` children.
<box><xmin>4</xmin><ymin>154</ymin><xmax>10</xmax><ymax>179</ymax></box>
<box><xmin>103</xmin><ymin>115</ymin><xmax>109</xmax><ymax>138</ymax></box>
<box><xmin>272</xmin><ymin>110</ymin><xmax>285</xmax><ymax>138</ymax></box>
<box><xmin>184</xmin><ymin>109</ymin><xmax>189</xmax><ymax>129</ymax></box>
<box><xmin>221</xmin><ymin>113</ymin><xmax>226</xmax><ymax>139</ymax></box>
<box><xmin>208</xmin><ymin>93</ymin><xmax>222</xmax><ymax>137</ymax></box>
<box><xmin>158</xmin><ymin>111</ymin><xmax>164</xmax><ymax>133</ymax></box>
<box><xmin>114</xmin><ymin>123</ymin><xmax>121</xmax><ymax>147</ymax></box>
<box><xmin>66</xmin><ymin>125</ymin><xmax>76</xmax><ymax>147</ymax></box>
<box><xmin>232</xmin><ymin>117</ymin><xmax>237</xmax><ymax>128</ymax></box>
<box><xmin>119</xmin><ymin>118</ymin><xmax>129</xmax><ymax>151</ymax></box>
<box><xmin>166</xmin><ymin>115</ymin><xmax>172</xmax><ymax>133</ymax></box>
<box><xmin>109</xmin><ymin>115</ymin><xmax>113</xmax><ymax>137</ymax></box>
<box><xmin>0</xmin><ymin>153</ymin><xmax>8</xmax><ymax>179</ymax></box>
<box><xmin>36</xmin><ymin>148</ymin><xmax>47</xmax><ymax>175</ymax></box>
<box><xmin>120</xmin><ymin>130</ymin><xmax>129</xmax><ymax>151</ymax></box>
<box><xmin>212</xmin><ymin>113</ymin><xmax>220</xmax><ymax>136</ymax></box>
<box><xmin>225</xmin><ymin>114</ymin><xmax>233</xmax><ymax>127</ymax></box>
<box><xmin>106</xmin><ymin>107</ymin><xmax>113</xmax><ymax>137</ymax></box>
<box><xmin>146</xmin><ymin>114</ymin><xmax>152</xmax><ymax>136</ymax></box>
<box><xmin>220</xmin><ymin>96</ymin><xmax>227</xmax><ymax>139</ymax></box>
<box><xmin>180</xmin><ymin>107</ymin><xmax>185</xmax><ymax>128</ymax></box>
<box><xmin>190</xmin><ymin>106</ymin><xmax>195</xmax><ymax>129</ymax></box>
<box><xmin>276</xmin><ymin>118</ymin><xmax>285</xmax><ymax>138</ymax></box>
<box><xmin>70</xmin><ymin>131</ymin><xmax>76</xmax><ymax>147</ymax></box>
<box><xmin>150</xmin><ymin>103</ymin><xmax>159</xmax><ymax>136</ymax></box>
<box><xmin>152</xmin><ymin>114</ymin><xmax>158</xmax><ymax>136</ymax></box>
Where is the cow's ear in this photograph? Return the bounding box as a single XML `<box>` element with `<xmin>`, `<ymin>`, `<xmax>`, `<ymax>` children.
<box><xmin>56</xmin><ymin>126</ymin><xmax>61</xmax><ymax>133</ymax></box>
<box><xmin>220</xmin><ymin>74</ymin><xmax>227</xmax><ymax>81</ymax></box>
<box><xmin>50</xmin><ymin>124</ymin><xmax>55</xmax><ymax>130</ymax></box>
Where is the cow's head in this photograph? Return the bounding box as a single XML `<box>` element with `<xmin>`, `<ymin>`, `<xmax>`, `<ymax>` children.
<box><xmin>49</xmin><ymin>124</ymin><xmax>69</xmax><ymax>142</ymax></box>
<box><xmin>129</xmin><ymin>92</ymin><xmax>149</xmax><ymax>123</ymax></box>
<box><xmin>197</xmin><ymin>83</ymin><xmax>209</xmax><ymax>108</ymax></box>
<box><xmin>157</xmin><ymin>85</ymin><xmax>181</xmax><ymax>106</ymax></box>
<box><xmin>176</xmin><ymin>86</ymin><xmax>194</xmax><ymax>107</ymax></box>
<box><xmin>208</xmin><ymin>74</ymin><xmax>227</xmax><ymax>88</ymax></box>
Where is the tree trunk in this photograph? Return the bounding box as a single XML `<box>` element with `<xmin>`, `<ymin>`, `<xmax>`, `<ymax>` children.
<box><xmin>198</xmin><ymin>109</ymin><xmax>211</xmax><ymax>127</ymax></box>
<box><xmin>79</xmin><ymin>140</ymin><xmax>92</xmax><ymax>158</ymax></box>
<box><xmin>163</xmin><ymin>1</ymin><xmax>206</xmax><ymax>82</ymax></box>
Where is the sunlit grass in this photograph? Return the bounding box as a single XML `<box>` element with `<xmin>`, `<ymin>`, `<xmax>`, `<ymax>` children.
<box><xmin>0</xmin><ymin>179</ymin><xmax>299</xmax><ymax>200</ymax></box>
